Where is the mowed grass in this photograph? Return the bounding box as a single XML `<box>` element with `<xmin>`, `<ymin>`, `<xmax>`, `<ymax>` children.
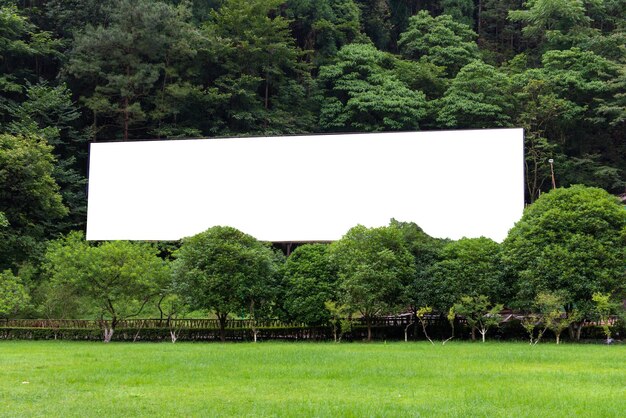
<box><xmin>0</xmin><ymin>341</ymin><xmax>624</xmax><ymax>417</ymax></box>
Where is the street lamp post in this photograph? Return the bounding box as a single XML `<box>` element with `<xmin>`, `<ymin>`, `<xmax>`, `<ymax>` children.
<box><xmin>548</xmin><ymin>158</ymin><xmax>556</xmax><ymax>190</ymax></box>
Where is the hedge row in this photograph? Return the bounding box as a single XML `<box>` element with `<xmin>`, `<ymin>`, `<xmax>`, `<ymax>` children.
<box><xmin>1</xmin><ymin>321</ymin><xmax>621</xmax><ymax>342</ymax></box>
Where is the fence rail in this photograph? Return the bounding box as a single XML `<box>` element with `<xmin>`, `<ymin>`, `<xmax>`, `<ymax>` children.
<box><xmin>0</xmin><ymin>316</ymin><xmax>437</xmax><ymax>329</ymax></box>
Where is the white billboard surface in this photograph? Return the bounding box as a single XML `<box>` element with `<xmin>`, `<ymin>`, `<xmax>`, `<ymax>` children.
<box><xmin>86</xmin><ymin>129</ymin><xmax>524</xmax><ymax>242</ymax></box>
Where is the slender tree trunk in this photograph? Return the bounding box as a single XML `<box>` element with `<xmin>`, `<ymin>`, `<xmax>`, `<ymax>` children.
<box><xmin>418</xmin><ymin>317</ymin><xmax>434</xmax><ymax>345</ymax></box>
<box><xmin>265</xmin><ymin>70</ymin><xmax>270</xmax><ymax>110</ymax></box>
<box><xmin>366</xmin><ymin>317</ymin><xmax>372</xmax><ymax>342</ymax></box>
<box><xmin>404</xmin><ymin>320</ymin><xmax>414</xmax><ymax>342</ymax></box>
<box><xmin>218</xmin><ymin>313</ymin><xmax>228</xmax><ymax>342</ymax></box>
<box><xmin>477</xmin><ymin>0</ymin><xmax>483</xmax><ymax>36</ymax></box>
<box><xmin>250</xmin><ymin>300</ymin><xmax>259</xmax><ymax>343</ymax></box>
<box><xmin>133</xmin><ymin>320</ymin><xmax>145</xmax><ymax>342</ymax></box>
<box><xmin>93</xmin><ymin>110</ymin><xmax>98</xmax><ymax>142</ymax></box>
<box><xmin>123</xmin><ymin>64</ymin><xmax>131</xmax><ymax>140</ymax></box>
<box><xmin>123</xmin><ymin>96</ymin><xmax>129</xmax><ymax>141</ymax></box>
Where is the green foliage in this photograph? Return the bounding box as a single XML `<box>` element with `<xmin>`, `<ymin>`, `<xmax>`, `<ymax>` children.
<box><xmin>355</xmin><ymin>0</ymin><xmax>393</xmax><ymax>50</ymax></box>
<box><xmin>5</xmin><ymin>81</ymin><xmax>88</xmax><ymax>233</ymax></box>
<box><xmin>437</xmin><ymin>60</ymin><xmax>514</xmax><ymax>128</ymax></box>
<box><xmin>480</xmin><ymin>0</ymin><xmax>524</xmax><ymax>62</ymax></box>
<box><xmin>0</xmin><ymin>269</ymin><xmax>30</xmax><ymax>318</ymax></box>
<box><xmin>398</xmin><ymin>10</ymin><xmax>480</xmax><ymax>77</ymax></box>
<box><xmin>318</xmin><ymin>43</ymin><xmax>427</xmax><ymax>131</ymax></box>
<box><xmin>43</xmin><ymin>231</ymin><xmax>169</xmax><ymax>339</ymax></box>
<box><xmin>203</xmin><ymin>0</ymin><xmax>315</xmax><ymax>135</ymax></box>
<box><xmin>42</xmin><ymin>0</ymin><xmax>115</xmax><ymax>37</ymax></box>
<box><xmin>441</xmin><ymin>0</ymin><xmax>474</xmax><ymax>27</ymax></box>
<box><xmin>0</xmin><ymin>133</ymin><xmax>67</xmax><ymax>269</ymax></box>
<box><xmin>0</xmin><ymin>5</ymin><xmax>62</xmax><ymax>118</ymax></box>
<box><xmin>1</xmin><ymin>1</ymin><xmax>624</xmax><ymax>327</ymax></box>
<box><xmin>454</xmin><ymin>295</ymin><xmax>503</xmax><ymax>342</ymax></box>
<box><xmin>66</xmin><ymin>0</ymin><xmax>199</xmax><ymax>140</ymax></box>
<box><xmin>172</xmin><ymin>226</ymin><xmax>280</xmax><ymax>341</ymax></box>
<box><xmin>508</xmin><ymin>0</ymin><xmax>590</xmax><ymax>43</ymax></box>
<box><xmin>591</xmin><ymin>292</ymin><xmax>617</xmax><ymax>341</ymax></box>
<box><xmin>503</xmin><ymin>185</ymin><xmax>626</xmax><ymax>315</ymax></box>
<box><xmin>534</xmin><ymin>291</ymin><xmax>580</xmax><ymax>344</ymax></box>
<box><xmin>324</xmin><ymin>300</ymin><xmax>352</xmax><ymax>342</ymax></box>
<box><xmin>391</xmin><ymin>220</ymin><xmax>446</xmax><ymax>311</ymax></box>
<box><xmin>426</xmin><ymin>237</ymin><xmax>505</xmax><ymax>312</ymax></box>
<box><xmin>286</xmin><ymin>0</ymin><xmax>361</xmax><ymax>64</ymax></box>
<box><xmin>329</xmin><ymin>224</ymin><xmax>415</xmax><ymax>340</ymax></box>
<box><xmin>282</xmin><ymin>244</ymin><xmax>336</xmax><ymax>326</ymax></box>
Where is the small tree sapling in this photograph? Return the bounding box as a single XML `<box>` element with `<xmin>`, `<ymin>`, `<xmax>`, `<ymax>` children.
<box><xmin>454</xmin><ymin>295</ymin><xmax>503</xmax><ymax>342</ymax></box>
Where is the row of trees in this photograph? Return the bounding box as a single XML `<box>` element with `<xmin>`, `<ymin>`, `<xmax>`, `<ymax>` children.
<box><xmin>2</xmin><ymin>185</ymin><xmax>624</xmax><ymax>343</ymax></box>
<box><xmin>1</xmin><ymin>0</ymin><xmax>624</xmax><ymax>275</ymax></box>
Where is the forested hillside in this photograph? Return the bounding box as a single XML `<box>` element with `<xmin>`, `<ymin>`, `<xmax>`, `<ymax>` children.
<box><xmin>0</xmin><ymin>0</ymin><xmax>625</xmax><ymax>268</ymax></box>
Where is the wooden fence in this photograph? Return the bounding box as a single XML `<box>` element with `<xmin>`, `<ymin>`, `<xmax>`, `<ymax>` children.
<box><xmin>0</xmin><ymin>315</ymin><xmax>618</xmax><ymax>343</ymax></box>
<box><xmin>0</xmin><ymin>315</ymin><xmax>455</xmax><ymax>330</ymax></box>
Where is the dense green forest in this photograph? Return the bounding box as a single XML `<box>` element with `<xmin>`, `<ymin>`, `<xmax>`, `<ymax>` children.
<box><xmin>0</xmin><ymin>1</ymin><xmax>625</xmax><ymax>330</ymax></box>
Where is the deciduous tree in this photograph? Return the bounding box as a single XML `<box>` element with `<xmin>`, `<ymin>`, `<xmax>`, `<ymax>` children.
<box><xmin>0</xmin><ymin>269</ymin><xmax>30</xmax><ymax>318</ymax></box>
<box><xmin>454</xmin><ymin>295</ymin><xmax>503</xmax><ymax>342</ymax></box>
<box><xmin>281</xmin><ymin>244</ymin><xmax>336</xmax><ymax>326</ymax></box>
<box><xmin>425</xmin><ymin>237</ymin><xmax>505</xmax><ymax>312</ymax></box>
<box><xmin>329</xmin><ymin>224</ymin><xmax>415</xmax><ymax>341</ymax></box>
<box><xmin>398</xmin><ymin>10</ymin><xmax>480</xmax><ymax>77</ymax></box>
<box><xmin>503</xmin><ymin>185</ymin><xmax>626</xmax><ymax>340</ymax></box>
<box><xmin>0</xmin><ymin>133</ymin><xmax>67</xmax><ymax>269</ymax></box>
<box><xmin>172</xmin><ymin>226</ymin><xmax>280</xmax><ymax>342</ymax></box>
<box><xmin>436</xmin><ymin>60</ymin><xmax>514</xmax><ymax>128</ymax></box>
<box><xmin>44</xmin><ymin>232</ymin><xmax>169</xmax><ymax>342</ymax></box>
<box><xmin>318</xmin><ymin>43</ymin><xmax>427</xmax><ymax>131</ymax></box>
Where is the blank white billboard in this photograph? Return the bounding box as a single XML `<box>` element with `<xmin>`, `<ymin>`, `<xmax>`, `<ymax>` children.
<box><xmin>86</xmin><ymin>129</ymin><xmax>524</xmax><ymax>242</ymax></box>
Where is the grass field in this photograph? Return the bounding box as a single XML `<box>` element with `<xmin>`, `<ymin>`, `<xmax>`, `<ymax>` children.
<box><xmin>0</xmin><ymin>341</ymin><xmax>624</xmax><ymax>417</ymax></box>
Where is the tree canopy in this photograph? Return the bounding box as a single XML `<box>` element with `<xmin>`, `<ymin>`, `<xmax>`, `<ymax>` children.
<box><xmin>503</xmin><ymin>185</ymin><xmax>626</xmax><ymax>313</ymax></box>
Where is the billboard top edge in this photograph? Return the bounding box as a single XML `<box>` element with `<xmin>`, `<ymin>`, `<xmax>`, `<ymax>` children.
<box><xmin>89</xmin><ymin>127</ymin><xmax>524</xmax><ymax>146</ymax></box>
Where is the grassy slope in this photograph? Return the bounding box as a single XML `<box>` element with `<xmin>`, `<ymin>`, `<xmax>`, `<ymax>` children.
<box><xmin>0</xmin><ymin>341</ymin><xmax>624</xmax><ymax>417</ymax></box>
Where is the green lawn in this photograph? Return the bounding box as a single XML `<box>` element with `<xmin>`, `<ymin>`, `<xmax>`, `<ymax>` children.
<box><xmin>0</xmin><ymin>341</ymin><xmax>624</xmax><ymax>417</ymax></box>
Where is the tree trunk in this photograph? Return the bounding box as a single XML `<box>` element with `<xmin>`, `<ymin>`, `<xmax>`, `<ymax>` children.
<box><xmin>103</xmin><ymin>327</ymin><xmax>114</xmax><ymax>343</ymax></box>
<box><xmin>133</xmin><ymin>320</ymin><xmax>144</xmax><ymax>342</ymax></box>
<box><xmin>477</xmin><ymin>0</ymin><xmax>483</xmax><ymax>36</ymax></box>
<box><xmin>249</xmin><ymin>300</ymin><xmax>258</xmax><ymax>343</ymax></box>
<box><xmin>101</xmin><ymin>315</ymin><xmax>117</xmax><ymax>343</ymax></box>
<box><xmin>123</xmin><ymin>96</ymin><xmax>129</xmax><ymax>141</ymax></box>
<box><xmin>366</xmin><ymin>317</ymin><xmax>372</xmax><ymax>342</ymax></box>
<box><xmin>404</xmin><ymin>320</ymin><xmax>414</xmax><ymax>342</ymax></box>
<box><xmin>556</xmin><ymin>332</ymin><xmax>561</xmax><ymax>345</ymax></box>
<box><xmin>569</xmin><ymin>321</ymin><xmax>584</xmax><ymax>341</ymax></box>
<box><xmin>93</xmin><ymin>110</ymin><xmax>98</xmax><ymax>142</ymax></box>
<box><xmin>471</xmin><ymin>327</ymin><xmax>476</xmax><ymax>341</ymax></box>
<box><xmin>264</xmin><ymin>70</ymin><xmax>270</xmax><ymax>110</ymax></box>
<box><xmin>218</xmin><ymin>313</ymin><xmax>227</xmax><ymax>342</ymax></box>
